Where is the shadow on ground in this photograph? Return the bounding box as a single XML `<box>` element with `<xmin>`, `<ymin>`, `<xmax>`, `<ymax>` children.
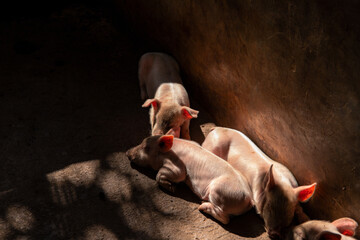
<box><xmin>0</xmin><ymin>2</ymin><xmax>268</xmax><ymax>239</ymax></box>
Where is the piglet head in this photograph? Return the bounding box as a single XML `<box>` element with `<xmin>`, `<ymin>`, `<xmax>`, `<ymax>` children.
<box><xmin>152</xmin><ymin>104</ymin><xmax>198</xmax><ymax>136</ymax></box>
<box><xmin>290</xmin><ymin>217</ymin><xmax>358</xmax><ymax>240</ymax></box>
<box><xmin>143</xmin><ymin>99</ymin><xmax>198</xmax><ymax>137</ymax></box>
<box><xmin>126</xmin><ymin>135</ymin><xmax>174</xmax><ymax>170</ymax></box>
<box><xmin>260</xmin><ymin>165</ymin><xmax>317</xmax><ymax>239</ymax></box>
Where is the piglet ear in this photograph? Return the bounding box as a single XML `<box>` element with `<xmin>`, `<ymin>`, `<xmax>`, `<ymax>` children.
<box><xmin>263</xmin><ymin>164</ymin><xmax>275</xmax><ymax>191</ymax></box>
<box><xmin>294</xmin><ymin>183</ymin><xmax>317</xmax><ymax>203</ymax></box>
<box><xmin>332</xmin><ymin>217</ymin><xmax>358</xmax><ymax>236</ymax></box>
<box><xmin>181</xmin><ymin>107</ymin><xmax>199</xmax><ymax>119</ymax></box>
<box><xmin>142</xmin><ymin>99</ymin><xmax>160</xmax><ymax>111</ymax></box>
<box><xmin>158</xmin><ymin>135</ymin><xmax>174</xmax><ymax>152</ymax></box>
<box><xmin>318</xmin><ymin>231</ymin><xmax>341</xmax><ymax>240</ymax></box>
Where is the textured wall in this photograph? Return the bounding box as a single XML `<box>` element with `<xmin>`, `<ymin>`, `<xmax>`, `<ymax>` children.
<box><xmin>117</xmin><ymin>0</ymin><xmax>360</xmax><ymax>225</ymax></box>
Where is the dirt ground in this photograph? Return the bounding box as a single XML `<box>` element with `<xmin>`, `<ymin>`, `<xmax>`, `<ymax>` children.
<box><xmin>0</xmin><ymin>3</ymin><xmax>269</xmax><ymax>239</ymax></box>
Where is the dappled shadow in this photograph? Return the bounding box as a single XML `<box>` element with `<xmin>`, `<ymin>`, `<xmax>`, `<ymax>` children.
<box><xmin>129</xmin><ymin>162</ymin><xmax>157</xmax><ymax>180</ymax></box>
<box><xmin>45</xmin><ymin>157</ymin><xmax>176</xmax><ymax>239</ymax></box>
<box><xmin>224</xmin><ymin>209</ymin><xmax>266</xmax><ymax>238</ymax></box>
<box><xmin>0</xmin><ymin>1</ymin><xmax>269</xmax><ymax>239</ymax></box>
<box><xmin>130</xmin><ymin>162</ymin><xmax>200</xmax><ymax>205</ymax></box>
<box><xmin>198</xmin><ymin>210</ymin><xmax>266</xmax><ymax>238</ymax></box>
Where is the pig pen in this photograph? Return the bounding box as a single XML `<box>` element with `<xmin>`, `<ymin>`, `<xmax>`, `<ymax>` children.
<box><xmin>0</xmin><ymin>1</ymin><xmax>359</xmax><ymax>239</ymax></box>
<box><xmin>0</xmin><ymin>1</ymin><xmax>268</xmax><ymax>239</ymax></box>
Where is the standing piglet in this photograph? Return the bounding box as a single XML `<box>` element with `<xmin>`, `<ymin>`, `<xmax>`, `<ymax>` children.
<box><xmin>289</xmin><ymin>217</ymin><xmax>358</xmax><ymax>240</ymax></box>
<box><xmin>138</xmin><ymin>52</ymin><xmax>198</xmax><ymax>139</ymax></box>
<box><xmin>202</xmin><ymin>127</ymin><xmax>317</xmax><ymax>239</ymax></box>
<box><xmin>126</xmin><ymin>134</ymin><xmax>253</xmax><ymax>224</ymax></box>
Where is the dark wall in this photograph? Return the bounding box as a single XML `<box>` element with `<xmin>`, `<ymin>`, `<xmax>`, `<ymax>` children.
<box><xmin>116</xmin><ymin>0</ymin><xmax>360</xmax><ymax>225</ymax></box>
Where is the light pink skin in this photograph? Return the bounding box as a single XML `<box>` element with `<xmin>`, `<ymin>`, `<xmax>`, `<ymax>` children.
<box><xmin>201</xmin><ymin>127</ymin><xmax>317</xmax><ymax>238</ymax></box>
<box><xmin>138</xmin><ymin>52</ymin><xmax>199</xmax><ymax>139</ymax></box>
<box><xmin>126</xmin><ymin>134</ymin><xmax>253</xmax><ymax>224</ymax></box>
<box><xmin>289</xmin><ymin>217</ymin><xmax>358</xmax><ymax>240</ymax></box>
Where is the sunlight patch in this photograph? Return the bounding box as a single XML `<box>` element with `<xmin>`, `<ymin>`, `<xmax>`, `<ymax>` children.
<box><xmin>98</xmin><ymin>170</ymin><xmax>132</xmax><ymax>202</ymax></box>
<box><xmin>82</xmin><ymin>225</ymin><xmax>118</xmax><ymax>240</ymax></box>
<box><xmin>0</xmin><ymin>218</ymin><xmax>11</xmax><ymax>239</ymax></box>
<box><xmin>46</xmin><ymin>160</ymin><xmax>100</xmax><ymax>188</ymax></box>
<box><xmin>6</xmin><ymin>205</ymin><xmax>35</xmax><ymax>233</ymax></box>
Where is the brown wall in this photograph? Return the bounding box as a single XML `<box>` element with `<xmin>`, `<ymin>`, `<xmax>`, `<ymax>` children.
<box><xmin>117</xmin><ymin>0</ymin><xmax>360</xmax><ymax>224</ymax></box>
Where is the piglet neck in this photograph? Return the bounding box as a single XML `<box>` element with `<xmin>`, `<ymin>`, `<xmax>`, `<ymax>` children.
<box><xmin>151</xmin><ymin>158</ymin><xmax>163</xmax><ymax>170</ymax></box>
<box><xmin>170</xmin><ymin>139</ymin><xmax>199</xmax><ymax>160</ymax></box>
<box><xmin>253</xmin><ymin>187</ymin><xmax>266</xmax><ymax>214</ymax></box>
<box><xmin>251</xmin><ymin>172</ymin><xmax>267</xmax><ymax>214</ymax></box>
<box><xmin>157</xmin><ymin>150</ymin><xmax>180</xmax><ymax>168</ymax></box>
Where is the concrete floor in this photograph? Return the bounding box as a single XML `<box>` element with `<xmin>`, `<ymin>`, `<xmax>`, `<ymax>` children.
<box><xmin>0</xmin><ymin>3</ymin><xmax>268</xmax><ymax>239</ymax></box>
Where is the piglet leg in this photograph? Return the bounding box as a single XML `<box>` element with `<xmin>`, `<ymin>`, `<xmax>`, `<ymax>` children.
<box><xmin>155</xmin><ymin>160</ymin><xmax>186</xmax><ymax>193</ymax></box>
<box><xmin>156</xmin><ymin>175</ymin><xmax>175</xmax><ymax>192</ymax></box>
<box><xmin>198</xmin><ymin>202</ymin><xmax>229</xmax><ymax>224</ymax></box>
<box><xmin>199</xmin><ymin>176</ymin><xmax>252</xmax><ymax>224</ymax></box>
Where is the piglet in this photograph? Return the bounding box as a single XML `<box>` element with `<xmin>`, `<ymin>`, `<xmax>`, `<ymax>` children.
<box><xmin>126</xmin><ymin>134</ymin><xmax>252</xmax><ymax>224</ymax></box>
<box><xmin>201</xmin><ymin>127</ymin><xmax>317</xmax><ymax>239</ymax></box>
<box><xmin>138</xmin><ymin>52</ymin><xmax>198</xmax><ymax>139</ymax></box>
<box><xmin>289</xmin><ymin>217</ymin><xmax>358</xmax><ymax>240</ymax></box>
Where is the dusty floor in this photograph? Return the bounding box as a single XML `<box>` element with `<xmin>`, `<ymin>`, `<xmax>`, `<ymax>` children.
<box><xmin>0</xmin><ymin>3</ymin><xmax>268</xmax><ymax>239</ymax></box>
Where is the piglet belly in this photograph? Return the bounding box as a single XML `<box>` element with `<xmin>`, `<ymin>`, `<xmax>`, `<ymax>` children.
<box><xmin>184</xmin><ymin>176</ymin><xmax>212</xmax><ymax>200</ymax></box>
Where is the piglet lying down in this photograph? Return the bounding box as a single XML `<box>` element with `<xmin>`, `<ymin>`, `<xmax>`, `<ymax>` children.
<box><xmin>126</xmin><ymin>134</ymin><xmax>252</xmax><ymax>224</ymax></box>
<box><xmin>202</xmin><ymin>127</ymin><xmax>317</xmax><ymax>239</ymax></box>
<box><xmin>289</xmin><ymin>217</ymin><xmax>358</xmax><ymax>240</ymax></box>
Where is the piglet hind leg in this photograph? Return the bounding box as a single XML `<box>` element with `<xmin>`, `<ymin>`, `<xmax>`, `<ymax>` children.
<box><xmin>198</xmin><ymin>202</ymin><xmax>230</xmax><ymax>224</ymax></box>
<box><xmin>200</xmin><ymin>176</ymin><xmax>252</xmax><ymax>224</ymax></box>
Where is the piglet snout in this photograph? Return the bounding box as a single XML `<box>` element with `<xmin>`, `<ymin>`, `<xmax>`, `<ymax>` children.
<box><xmin>152</xmin><ymin>129</ymin><xmax>164</xmax><ymax>136</ymax></box>
<box><xmin>165</xmin><ymin>127</ymin><xmax>181</xmax><ymax>138</ymax></box>
<box><xmin>126</xmin><ymin>149</ymin><xmax>134</xmax><ymax>161</ymax></box>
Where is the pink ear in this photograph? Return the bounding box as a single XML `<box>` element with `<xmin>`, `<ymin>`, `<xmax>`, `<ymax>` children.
<box><xmin>294</xmin><ymin>183</ymin><xmax>317</xmax><ymax>202</ymax></box>
<box><xmin>158</xmin><ymin>135</ymin><xmax>174</xmax><ymax>152</ymax></box>
<box><xmin>263</xmin><ymin>164</ymin><xmax>275</xmax><ymax>190</ymax></box>
<box><xmin>142</xmin><ymin>99</ymin><xmax>159</xmax><ymax>111</ymax></box>
<box><xmin>319</xmin><ymin>231</ymin><xmax>341</xmax><ymax>240</ymax></box>
<box><xmin>332</xmin><ymin>217</ymin><xmax>358</xmax><ymax>236</ymax></box>
<box><xmin>181</xmin><ymin>107</ymin><xmax>199</xmax><ymax>119</ymax></box>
